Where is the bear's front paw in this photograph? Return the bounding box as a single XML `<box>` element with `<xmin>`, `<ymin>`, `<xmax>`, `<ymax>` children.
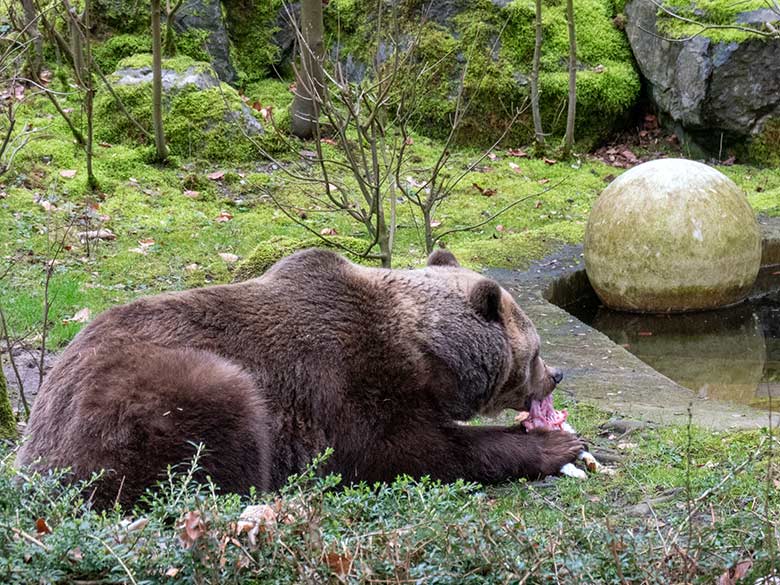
<box><xmin>533</xmin><ymin>430</ymin><xmax>584</xmax><ymax>477</ymax></box>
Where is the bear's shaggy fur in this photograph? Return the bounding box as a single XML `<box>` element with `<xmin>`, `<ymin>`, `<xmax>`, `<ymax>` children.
<box><xmin>17</xmin><ymin>249</ymin><xmax>581</xmax><ymax>506</ymax></box>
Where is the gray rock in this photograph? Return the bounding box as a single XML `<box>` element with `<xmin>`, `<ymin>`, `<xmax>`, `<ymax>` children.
<box><xmin>113</xmin><ymin>64</ymin><xmax>263</xmax><ymax>136</ymax></box>
<box><xmin>174</xmin><ymin>0</ymin><xmax>236</xmax><ymax>83</ymax></box>
<box><xmin>625</xmin><ymin>0</ymin><xmax>780</xmax><ymax>156</ymax></box>
<box><xmin>113</xmin><ymin>66</ymin><xmax>219</xmax><ymax>93</ymax></box>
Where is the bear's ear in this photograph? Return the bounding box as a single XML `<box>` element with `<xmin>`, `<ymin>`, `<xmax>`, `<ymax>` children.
<box><xmin>427</xmin><ymin>249</ymin><xmax>460</xmax><ymax>267</ymax></box>
<box><xmin>469</xmin><ymin>280</ymin><xmax>503</xmax><ymax>322</ymax></box>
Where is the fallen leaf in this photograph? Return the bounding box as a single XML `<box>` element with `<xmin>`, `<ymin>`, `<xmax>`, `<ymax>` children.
<box><xmin>300</xmin><ymin>150</ymin><xmax>317</xmax><ymax>159</ymax></box>
<box><xmin>538</xmin><ymin>178</ymin><xmax>550</xmax><ymax>185</ymax></box>
<box><xmin>236</xmin><ymin>504</ymin><xmax>277</xmax><ymax>546</ymax></box>
<box><xmin>496</xmin><ymin>224</ymin><xmax>506</xmax><ymax>233</ymax></box>
<box><xmin>718</xmin><ymin>559</ymin><xmax>753</xmax><ymax>585</ymax></box>
<box><xmin>38</xmin><ymin>200</ymin><xmax>56</xmax><ymax>212</ymax></box>
<box><xmin>207</xmin><ymin>170</ymin><xmax>225</xmax><ymax>181</ymax></box>
<box><xmin>592</xmin><ymin>64</ymin><xmax>605</xmax><ymax>73</ymax></box>
<box><xmin>98</xmin><ymin>142</ymin><xmax>112</xmax><ymax>148</ymax></box>
<box><xmin>165</xmin><ymin>567</ymin><xmax>180</xmax><ymax>577</ymax></box>
<box><xmin>179</xmin><ymin>511</ymin><xmax>206</xmax><ymax>549</ymax></box>
<box><xmin>219</xmin><ymin>252</ymin><xmax>239</xmax><ymax>263</ymax></box>
<box><xmin>507</xmin><ymin>148</ymin><xmax>528</xmax><ymax>158</ymax></box>
<box><xmin>215</xmin><ymin>211</ymin><xmax>233</xmax><ymax>223</ymax></box>
<box><xmin>184</xmin><ymin>263</ymin><xmax>200</xmax><ymax>272</ymax></box>
<box><xmin>182</xmin><ymin>190</ymin><xmax>200</xmax><ymax>198</ymax></box>
<box><xmin>487</xmin><ymin>152</ymin><xmax>497</xmax><ymax>161</ymax></box>
<box><xmin>59</xmin><ymin>169</ymin><xmax>77</xmax><ymax>178</ymax></box>
<box><xmin>35</xmin><ymin>518</ymin><xmax>51</xmax><ymax>535</ymax></box>
<box><xmin>637</xmin><ymin>331</ymin><xmax>653</xmax><ymax>337</ymax></box>
<box><xmin>404</xmin><ymin>136</ymin><xmax>414</xmax><ymax>146</ymax></box>
<box><xmin>508</xmin><ymin>162</ymin><xmax>522</xmax><ymax>174</ymax></box>
<box><xmin>543</xmin><ymin>157</ymin><xmax>557</xmax><ymax>165</ymax></box>
<box><xmin>534</xmin><ymin>200</ymin><xmax>543</xmax><ymax>209</ymax></box>
<box><xmin>429</xmin><ymin>220</ymin><xmax>442</xmax><ymax>228</ymax></box>
<box><xmin>325</xmin><ymin>551</ymin><xmax>353</xmax><ymax>576</ymax></box>
<box><xmin>67</xmin><ymin>547</ymin><xmax>83</xmax><ymax>562</ymax></box>
<box><xmin>320</xmin><ymin>137</ymin><xmax>338</xmax><ymax>146</ymax></box>
<box><xmin>251</xmin><ymin>100</ymin><xmax>263</xmax><ymax>112</ymax></box>
<box><xmin>130</xmin><ymin>239</ymin><xmax>156</xmax><ymax>255</ymax></box>
<box><xmin>320</xmin><ymin>227</ymin><xmax>338</xmax><ymax>236</ymax></box>
<box><xmin>472</xmin><ymin>183</ymin><xmax>496</xmax><ymax>197</ymax></box>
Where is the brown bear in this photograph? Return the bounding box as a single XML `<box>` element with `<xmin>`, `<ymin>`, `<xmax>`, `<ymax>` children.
<box><xmin>16</xmin><ymin>249</ymin><xmax>582</xmax><ymax>507</ymax></box>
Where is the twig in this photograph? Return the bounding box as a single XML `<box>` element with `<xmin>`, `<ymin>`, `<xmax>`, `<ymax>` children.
<box><xmin>432</xmin><ymin>177</ymin><xmax>569</xmax><ymax>244</ymax></box>
<box><xmin>88</xmin><ymin>535</ymin><xmax>138</xmax><ymax>585</ymax></box>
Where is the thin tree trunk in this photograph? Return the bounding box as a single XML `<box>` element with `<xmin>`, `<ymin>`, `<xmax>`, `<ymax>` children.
<box><xmin>563</xmin><ymin>0</ymin><xmax>577</xmax><ymax>155</ymax></box>
<box><xmin>531</xmin><ymin>0</ymin><xmax>545</xmax><ymax>147</ymax></box>
<box><xmin>290</xmin><ymin>0</ymin><xmax>325</xmax><ymax>139</ymax></box>
<box><xmin>83</xmin><ymin>0</ymin><xmax>97</xmax><ymax>190</ymax></box>
<box><xmin>21</xmin><ymin>0</ymin><xmax>43</xmax><ymax>78</ymax></box>
<box><xmin>151</xmin><ymin>0</ymin><xmax>168</xmax><ymax>162</ymax></box>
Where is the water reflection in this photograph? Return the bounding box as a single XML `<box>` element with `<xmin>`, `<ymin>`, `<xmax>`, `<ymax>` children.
<box><xmin>566</xmin><ymin>281</ymin><xmax>780</xmax><ymax>411</ymax></box>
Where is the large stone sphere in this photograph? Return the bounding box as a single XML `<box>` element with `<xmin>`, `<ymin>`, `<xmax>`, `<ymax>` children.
<box><xmin>584</xmin><ymin>158</ymin><xmax>761</xmax><ymax>312</ymax></box>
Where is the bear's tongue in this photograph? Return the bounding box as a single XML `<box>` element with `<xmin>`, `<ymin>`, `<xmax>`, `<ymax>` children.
<box><xmin>522</xmin><ymin>394</ymin><xmax>568</xmax><ymax>432</ymax></box>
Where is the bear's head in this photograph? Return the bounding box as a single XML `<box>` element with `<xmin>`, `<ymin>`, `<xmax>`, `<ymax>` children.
<box><xmin>425</xmin><ymin>249</ymin><xmax>563</xmax><ymax>417</ymax></box>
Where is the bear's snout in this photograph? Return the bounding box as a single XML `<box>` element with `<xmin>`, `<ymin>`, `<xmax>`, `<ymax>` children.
<box><xmin>549</xmin><ymin>368</ymin><xmax>563</xmax><ymax>386</ymax></box>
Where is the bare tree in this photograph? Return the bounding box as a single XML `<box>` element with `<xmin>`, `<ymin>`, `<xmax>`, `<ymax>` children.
<box><xmin>151</xmin><ymin>0</ymin><xmax>169</xmax><ymax>162</ymax></box>
<box><xmin>230</xmin><ymin>3</ymin><xmax>551</xmax><ymax>268</ymax></box>
<box><xmin>531</xmin><ymin>0</ymin><xmax>545</xmax><ymax>149</ymax></box>
<box><xmin>562</xmin><ymin>0</ymin><xmax>576</xmax><ymax>156</ymax></box>
<box><xmin>290</xmin><ymin>0</ymin><xmax>325</xmax><ymax>139</ymax></box>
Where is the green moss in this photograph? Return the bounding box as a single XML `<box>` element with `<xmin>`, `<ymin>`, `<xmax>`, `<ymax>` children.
<box><xmin>94</xmin><ymin>55</ymin><xmax>268</xmax><ymax>162</ymax></box>
<box><xmin>657</xmin><ymin>0</ymin><xmax>773</xmax><ymax>41</ymax></box>
<box><xmin>325</xmin><ymin>0</ymin><xmax>640</xmax><ymax>148</ymax></box>
<box><xmin>93</xmin><ymin>0</ymin><xmax>150</xmax><ymax>34</ymax></box>
<box><xmin>540</xmin><ymin>61</ymin><xmax>640</xmax><ymax>147</ymax></box>
<box><xmin>92</xmin><ymin>34</ymin><xmax>152</xmax><ymax>73</ymax></box>
<box><xmin>173</xmin><ymin>28</ymin><xmax>213</xmax><ymax>63</ymax></box>
<box><xmin>0</xmin><ymin>359</ymin><xmax>16</xmax><ymax>440</ymax></box>
<box><xmin>225</xmin><ymin>0</ymin><xmax>285</xmax><ymax>87</ymax></box>
<box><xmin>165</xmin><ymin>85</ymin><xmax>261</xmax><ymax>161</ymax></box>
<box><xmin>113</xmin><ymin>53</ymin><xmax>211</xmax><ymax>75</ymax></box>
<box><xmin>234</xmin><ymin>235</ymin><xmax>376</xmax><ymax>280</ymax></box>
<box><xmin>748</xmin><ymin>117</ymin><xmax>780</xmax><ymax>167</ymax></box>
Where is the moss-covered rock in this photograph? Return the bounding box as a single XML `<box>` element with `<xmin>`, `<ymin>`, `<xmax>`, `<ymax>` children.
<box><xmin>233</xmin><ymin>235</ymin><xmax>376</xmax><ymax>281</ymax></box>
<box><xmin>748</xmin><ymin>117</ymin><xmax>780</xmax><ymax>167</ymax></box>
<box><xmin>93</xmin><ymin>34</ymin><xmax>152</xmax><ymax>74</ymax></box>
<box><xmin>94</xmin><ymin>55</ymin><xmax>272</xmax><ymax>161</ymax></box>
<box><xmin>225</xmin><ymin>0</ymin><xmax>285</xmax><ymax>87</ymax></box>
<box><xmin>0</xmin><ymin>359</ymin><xmax>16</xmax><ymax>440</ymax></box>
<box><xmin>318</xmin><ymin>0</ymin><xmax>640</xmax><ymax>149</ymax></box>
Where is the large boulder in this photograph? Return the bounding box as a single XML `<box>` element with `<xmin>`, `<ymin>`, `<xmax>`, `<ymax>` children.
<box><xmin>94</xmin><ymin>55</ymin><xmax>265</xmax><ymax>161</ymax></box>
<box><xmin>624</xmin><ymin>0</ymin><xmax>780</xmax><ymax>163</ymax></box>
<box><xmin>584</xmin><ymin>159</ymin><xmax>762</xmax><ymax>313</ymax></box>
<box><xmin>174</xmin><ymin>0</ymin><xmax>237</xmax><ymax>83</ymax></box>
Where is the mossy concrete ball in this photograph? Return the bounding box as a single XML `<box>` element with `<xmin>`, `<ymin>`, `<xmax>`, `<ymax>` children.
<box><xmin>584</xmin><ymin>158</ymin><xmax>761</xmax><ymax>313</ymax></box>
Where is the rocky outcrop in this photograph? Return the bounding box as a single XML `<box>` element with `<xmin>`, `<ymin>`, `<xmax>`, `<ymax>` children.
<box><xmin>624</xmin><ymin>0</ymin><xmax>780</xmax><ymax>159</ymax></box>
<box><xmin>174</xmin><ymin>0</ymin><xmax>237</xmax><ymax>83</ymax></box>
